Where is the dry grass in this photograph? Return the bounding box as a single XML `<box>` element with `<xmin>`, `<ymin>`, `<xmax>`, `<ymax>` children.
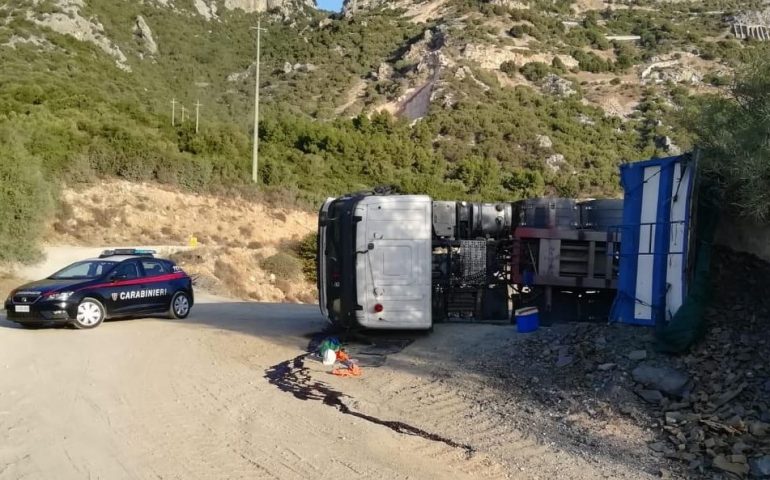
<box><xmin>44</xmin><ymin>180</ymin><xmax>319</xmax><ymax>303</ymax></box>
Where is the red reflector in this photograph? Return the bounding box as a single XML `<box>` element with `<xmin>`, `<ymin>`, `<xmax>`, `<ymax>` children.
<box><xmin>374</xmin><ymin>303</ymin><xmax>384</xmax><ymax>313</ymax></box>
<box><xmin>331</xmin><ymin>272</ymin><xmax>341</xmax><ymax>280</ymax></box>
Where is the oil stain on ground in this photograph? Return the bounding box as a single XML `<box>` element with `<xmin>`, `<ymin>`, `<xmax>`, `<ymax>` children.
<box><xmin>264</xmin><ymin>354</ymin><xmax>475</xmax><ymax>455</ymax></box>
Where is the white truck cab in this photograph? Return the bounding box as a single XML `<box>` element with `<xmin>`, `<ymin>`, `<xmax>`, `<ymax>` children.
<box><xmin>318</xmin><ymin>194</ymin><xmax>433</xmax><ymax>330</ymax></box>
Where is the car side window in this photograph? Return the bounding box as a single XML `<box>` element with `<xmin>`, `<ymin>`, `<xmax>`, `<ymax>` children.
<box><xmin>141</xmin><ymin>260</ymin><xmax>169</xmax><ymax>277</ymax></box>
<box><xmin>113</xmin><ymin>261</ymin><xmax>140</xmax><ymax>280</ymax></box>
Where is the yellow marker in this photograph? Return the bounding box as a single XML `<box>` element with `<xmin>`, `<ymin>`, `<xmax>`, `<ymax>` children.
<box><xmin>189</xmin><ymin>235</ymin><xmax>198</xmax><ymax>248</ymax></box>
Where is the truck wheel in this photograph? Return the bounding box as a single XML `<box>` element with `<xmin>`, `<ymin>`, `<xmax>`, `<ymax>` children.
<box><xmin>73</xmin><ymin>298</ymin><xmax>105</xmax><ymax>329</ymax></box>
<box><xmin>169</xmin><ymin>291</ymin><xmax>191</xmax><ymax>319</ymax></box>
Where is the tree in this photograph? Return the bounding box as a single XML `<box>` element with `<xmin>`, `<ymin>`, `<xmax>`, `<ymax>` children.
<box><xmin>687</xmin><ymin>53</ymin><xmax>770</xmax><ymax>221</ymax></box>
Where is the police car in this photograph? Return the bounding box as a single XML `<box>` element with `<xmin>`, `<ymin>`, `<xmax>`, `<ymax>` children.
<box><xmin>3</xmin><ymin>249</ymin><xmax>194</xmax><ymax>329</ymax></box>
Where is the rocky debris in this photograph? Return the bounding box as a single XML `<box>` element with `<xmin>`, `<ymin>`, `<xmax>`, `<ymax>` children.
<box><xmin>632</xmin><ymin>365</ymin><xmax>689</xmax><ymax>397</ymax></box>
<box><xmin>536</xmin><ymin>134</ymin><xmax>553</xmax><ymax>149</ymax></box>
<box><xmin>638</xmin><ymin>389</ymin><xmax>664</xmax><ymax>404</ymax></box>
<box><xmin>556</xmin><ymin>348</ymin><xmax>574</xmax><ymax>367</ymax></box>
<box><xmin>541</xmin><ymin>74</ymin><xmax>576</xmax><ymax>97</ymax></box>
<box><xmin>458</xmin><ymin>247</ymin><xmax>770</xmax><ymax>479</ymax></box>
<box><xmin>713</xmin><ymin>455</ymin><xmax>750</xmax><ymax>476</ymax></box>
<box><xmin>751</xmin><ymin>455</ymin><xmax>770</xmax><ymax>477</ymax></box>
<box><xmin>133</xmin><ymin>15</ymin><xmax>158</xmax><ymax>55</ymax></box>
<box><xmin>628</xmin><ymin>349</ymin><xmax>648</xmax><ymax>361</ymax></box>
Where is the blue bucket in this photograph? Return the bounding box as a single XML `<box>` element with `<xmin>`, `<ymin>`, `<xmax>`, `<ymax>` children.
<box><xmin>515</xmin><ymin>307</ymin><xmax>539</xmax><ymax>333</ymax></box>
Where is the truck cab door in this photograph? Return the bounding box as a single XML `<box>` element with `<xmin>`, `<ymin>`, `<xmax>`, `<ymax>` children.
<box><xmin>317</xmin><ymin>197</ymin><xmax>335</xmax><ymax>320</ymax></box>
<box><xmin>355</xmin><ymin>196</ymin><xmax>432</xmax><ymax>330</ymax></box>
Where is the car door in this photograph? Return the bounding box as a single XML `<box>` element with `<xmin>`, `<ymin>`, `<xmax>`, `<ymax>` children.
<box><xmin>104</xmin><ymin>260</ymin><xmax>146</xmax><ymax>315</ymax></box>
<box><xmin>139</xmin><ymin>259</ymin><xmax>173</xmax><ymax>312</ymax></box>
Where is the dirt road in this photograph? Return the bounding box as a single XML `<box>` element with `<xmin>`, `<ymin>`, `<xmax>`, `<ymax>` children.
<box><xmin>0</xmin><ymin>296</ymin><xmax>662</xmax><ymax>480</ymax></box>
<box><xmin>0</xmin><ymin>245</ymin><xmax>659</xmax><ymax>479</ymax></box>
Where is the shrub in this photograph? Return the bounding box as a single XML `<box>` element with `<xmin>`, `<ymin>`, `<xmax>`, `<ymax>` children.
<box><xmin>703</xmin><ymin>73</ymin><xmax>730</xmax><ymax>87</ymax></box>
<box><xmin>294</xmin><ymin>233</ymin><xmax>318</xmax><ymax>283</ymax></box>
<box><xmin>260</xmin><ymin>252</ymin><xmax>303</xmax><ymax>280</ymax></box>
<box><xmin>0</xmin><ymin>131</ymin><xmax>52</xmax><ymax>263</ymax></box>
<box><xmin>551</xmin><ymin>56</ymin><xmax>566</xmax><ymax>72</ymax></box>
<box><xmin>686</xmin><ymin>55</ymin><xmax>770</xmax><ymax>221</ymax></box>
<box><xmin>509</xmin><ymin>24</ymin><xmax>534</xmax><ymax>39</ymax></box>
<box><xmin>520</xmin><ymin>62</ymin><xmax>552</xmax><ymax>82</ymax></box>
<box><xmin>500</xmin><ymin>60</ymin><xmax>518</xmax><ymax>76</ymax></box>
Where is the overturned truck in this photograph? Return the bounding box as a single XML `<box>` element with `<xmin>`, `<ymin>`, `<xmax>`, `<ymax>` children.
<box><xmin>317</xmin><ymin>154</ymin><xmax>697</xmax><ymax>331</ymax></box>
<box><xmin>317</xmin><ymin>194</ymin><xmax>623</xmax><ymax>330</ymax></box>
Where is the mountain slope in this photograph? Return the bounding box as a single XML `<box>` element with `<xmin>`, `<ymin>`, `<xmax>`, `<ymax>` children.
<box><xmin>1</xmin><ymin>0</ymin><xmax>767</xmax><ymax>260</ymax></box>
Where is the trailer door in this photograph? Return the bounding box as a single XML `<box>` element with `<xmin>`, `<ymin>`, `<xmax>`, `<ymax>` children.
<box><xmin>355</xmin><ymin>196</ymin><xmax>432</xmax><ymax>330</ymax></box>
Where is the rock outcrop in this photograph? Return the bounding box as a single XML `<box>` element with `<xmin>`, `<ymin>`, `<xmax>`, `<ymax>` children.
<box><xmin>541</xmin><ymin>74</ymin><xmax>576</xmax><ymax>97</ymax></box>
<box><xmin>224</xmin><ymin>0</ymin><xmax>315</xmax><ymax>15</ymax></box>
<box><xmin>133</xmin><ymin>15</ymin><xmax>158</xmax><ymax>55</ymax></box>
<box><xmin>342</xmin><ymin>0</ymin><xmax>386</xmax><ymax>16</ymax></box>
<box><xmin>193</xmin><ymin>0</ymin><xmax>218</xmax><ymax>20</ymax></box>
<box><xmin>27</xmin><ymin>0</ymin><xmax>130</xmax><ymax>71</ymax></box>
<box><xmin>462</xmin><ymin>43</ymin><xmax>577</xmax><ymax>71</ymax></box>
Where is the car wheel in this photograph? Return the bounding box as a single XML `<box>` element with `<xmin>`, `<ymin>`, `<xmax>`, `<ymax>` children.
<box><xmin>169</xmin><ymin>291</ymin><xmax>191</xmax><ymax>319</ymax></box>
<box><xmin>73</xmin><ymin>297</ymin><xmax>106</xmax><ymax>329</ymax></box>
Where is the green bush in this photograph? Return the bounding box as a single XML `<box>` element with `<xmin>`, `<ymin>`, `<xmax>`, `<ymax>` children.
<box><xmin>294</xmin><ymin>233</ymin><xmax>318</xmax><ymax>283</ymax></box>
<box><xmin>520</xmin><ymin>62</ymin><xmax>552</xmax><ymax>82</ymax></box>
<box><xmin>260</xmin><ymin>252</ymin><xmax>303</xmax><ymax>280</ymax></box>
<box><xmin>0</xmin><ymin>129</ymin><xmax>52</xmax><ymax>263</ymax></box>
<box><xmin>686</xmin><ymin>54</ymin><xmax>770</xmax><ymax>221</ymax></box>
<box><xmin>500</xmin><ymin>60</ymin><xmax>518</xmax><ymax>76</ymax></box>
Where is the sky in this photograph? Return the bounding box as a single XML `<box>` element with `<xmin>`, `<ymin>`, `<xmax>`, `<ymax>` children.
<box><xmin>316</xmin><ymin>0</ymin><xmax>343</xmax><ymax>11</ymax></box>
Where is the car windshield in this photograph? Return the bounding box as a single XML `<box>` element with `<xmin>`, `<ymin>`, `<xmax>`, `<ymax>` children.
<box><xmin>49</xmin><ymin>260</ymin><xmax>117</xmax><ymax>280</ymax></box>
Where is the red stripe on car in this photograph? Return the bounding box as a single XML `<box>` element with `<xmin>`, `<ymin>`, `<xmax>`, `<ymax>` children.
<box><xmin>86</xmin><ymin>272</ymin><xmax>187</xmax><ymax>290</ymax></box>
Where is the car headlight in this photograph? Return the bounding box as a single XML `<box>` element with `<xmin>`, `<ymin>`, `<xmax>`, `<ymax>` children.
<box><xmin>46</xmin><ymin>291</ymin><xmax>74</xmax><ymax>301</ymax></box>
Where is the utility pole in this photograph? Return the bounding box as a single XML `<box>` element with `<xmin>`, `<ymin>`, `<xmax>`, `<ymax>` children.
<box><xmin>171</xmin><ymin>98</ymin><xmax>177</xmax><ymax>126</ymax></box>
<box><xmin>195</xmin><ymin>100</ymin><xmax>202</xmax><ymax>134</ymax></box>
<box><xmin>181</xmin><ymin>105</ymin><xmax>187</xmax><ymax>123</ymax></box>
<box><xmin>251</xmin><ymin>16</ymin><xmax>266</xmax><ymax>185</ymax></box>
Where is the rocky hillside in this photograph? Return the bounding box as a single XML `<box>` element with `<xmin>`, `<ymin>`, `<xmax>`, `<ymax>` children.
<box><xmin>1</xmin><ymin>0</ymin><xmax>768</xmax><ymax>260</ymax></box>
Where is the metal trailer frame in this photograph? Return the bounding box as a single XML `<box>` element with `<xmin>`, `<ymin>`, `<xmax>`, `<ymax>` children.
<box><xmin>511</xmin><ymin>226</ymin><xmax>621</xmax><ymax>317</ymax></box>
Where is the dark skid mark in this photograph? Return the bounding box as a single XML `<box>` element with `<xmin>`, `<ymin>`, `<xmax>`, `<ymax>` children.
<box><xmin>264</xmin><ymin>354</ymin><xmax>474</xmax><ymax>455</ymax></box>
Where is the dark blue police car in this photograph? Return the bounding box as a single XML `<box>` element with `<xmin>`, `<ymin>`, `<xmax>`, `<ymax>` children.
<box><xmin>3</xmin><ymin>249</ymin><xmax>194</xmax><ymax>329</ymax></box>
